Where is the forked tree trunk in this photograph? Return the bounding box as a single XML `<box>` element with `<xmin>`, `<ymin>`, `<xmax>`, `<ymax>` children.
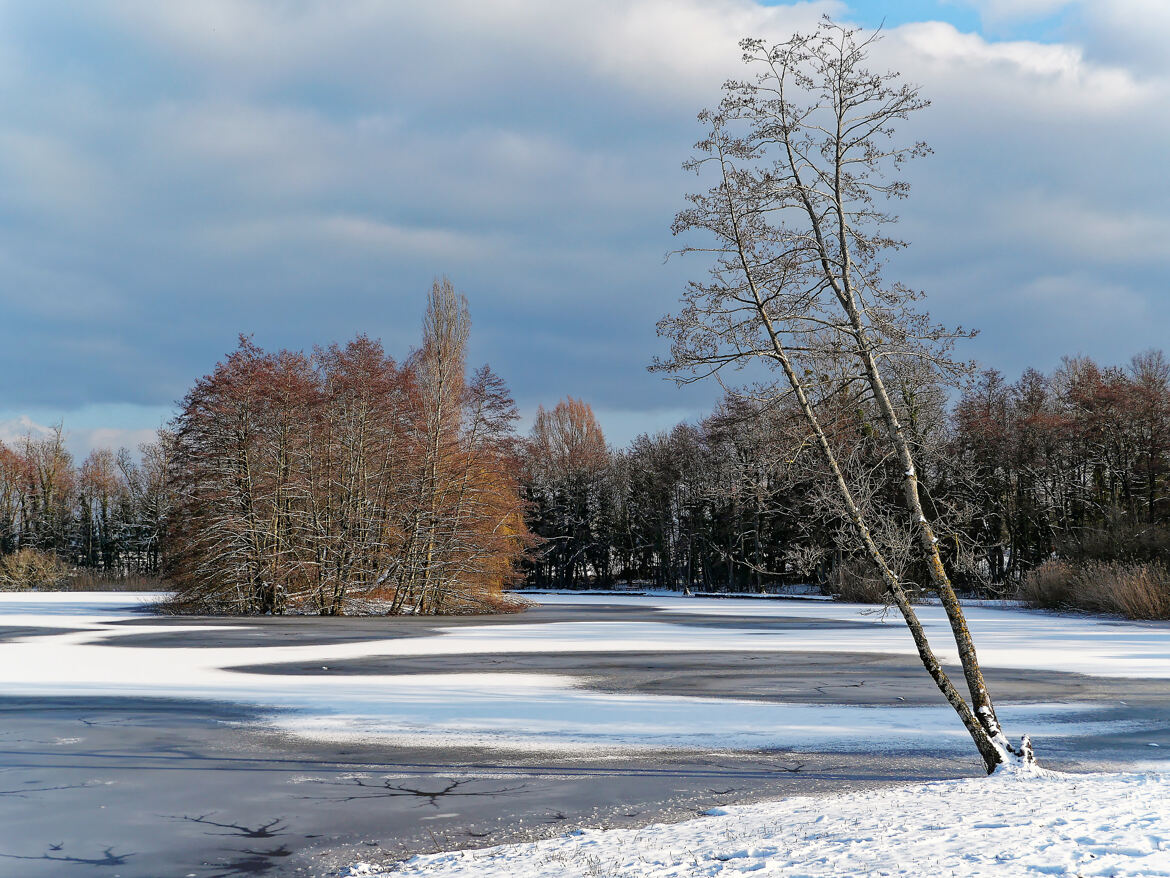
<box><xmin>747</xmin><ymin>272</ymin><xmax>1007</xmax><ymax>772</ymax></box>
<box><xmin>821</xmin><ymin>159</ymin><xmax>1021</xmax><ymax>761</ymax></box>
<box><xmin>778</xmin><ymin>80</ymin><xmax>1027</xmax><ymax>762</ymax></box>
<box><xmin>716</xmin><ymin>155</ymin><xmax>1013</xmax><ymax>772</ymax></box>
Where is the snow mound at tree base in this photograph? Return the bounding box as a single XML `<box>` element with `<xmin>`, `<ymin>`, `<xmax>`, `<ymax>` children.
<box><xmin>343</xmin><ymin>769</ymin><xmax>1170</xmax><ymax>877</ymax></box>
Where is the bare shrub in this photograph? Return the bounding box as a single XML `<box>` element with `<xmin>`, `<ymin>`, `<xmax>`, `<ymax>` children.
<box><xmin>154</xmin><ymin>589</ymin><xmax>219</xmax><ymax>615</ymax></box>
<box><xmin>442</xmin><ymin>589</ymin><xmax>532</xmax><ymax>615</ymax></box>
<box><xmin>1020</xmin><ymin>559</ymin><xmax>1170</xmax><ymax>620</ymax></box>
<box><xmin>0</xmin><ymin>549</ymin><xmax>70</xmax><ymax>591</ymax></box>
<box><xmin>831</xmin><ymin>559</ymin><xmax>892</xmax><ymax>604</ymax></box>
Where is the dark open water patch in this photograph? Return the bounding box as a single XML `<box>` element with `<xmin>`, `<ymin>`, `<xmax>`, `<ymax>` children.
<box><xmin>226</xmin><ymin>647</ymin><xmax>1170</xmax><ymax>707</ymax></box>
<box><xmin>96</xmin><ymin>600</ymin><xmax>870</xmax><ymax>649</ymax></box>
<box><xmin>0</xmin><ymin>626</ymin><xmax>85</xmax><ymax>642</ymax></box>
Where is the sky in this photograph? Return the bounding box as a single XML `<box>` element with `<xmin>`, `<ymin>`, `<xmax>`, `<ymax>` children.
<box><xmin>1</xmin><ymin>0</ymin><xmax>1168</xmax><ymax>456</ymax></box>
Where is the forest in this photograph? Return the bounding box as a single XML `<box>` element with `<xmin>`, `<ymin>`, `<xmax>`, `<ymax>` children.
<box><xmin>523</xmin><ymin>351</ymin><xmax>1170</xmax><ymax>617</ymax></box>
<box><xmin>2</xmin><ymin>322</ymin><xmax>1168</xmax><ymax>619</ymax></box>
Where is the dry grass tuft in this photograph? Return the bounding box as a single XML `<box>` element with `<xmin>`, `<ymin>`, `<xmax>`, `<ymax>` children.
<box><xmin>1019</xmin><ymin>559</ymin><xmax>1170</xmax><ymax>620</ymax></box>
<box><xmin>0</xmin><ymin>548</ymin><xmax>70</xmax><ymax>591</ymax></box>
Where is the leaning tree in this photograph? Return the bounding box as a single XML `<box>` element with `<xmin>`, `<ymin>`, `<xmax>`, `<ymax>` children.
<box><xmin>657</xmin><ymin>18</ymin><xmax>1033</xmax><ymax>772</ymax></box>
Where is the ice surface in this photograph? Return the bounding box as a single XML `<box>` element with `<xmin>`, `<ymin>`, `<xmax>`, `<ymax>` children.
<box><xmin>0</xmin><ymin>592</ymin><xmax>1166</xmax><ymax>753</ymax></box>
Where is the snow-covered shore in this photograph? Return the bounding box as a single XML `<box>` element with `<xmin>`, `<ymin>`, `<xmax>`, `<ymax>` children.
<box><xmin>348</xmin><ymin>768</ymin><xmax>1170</xmax><ymax>877</ymax></box>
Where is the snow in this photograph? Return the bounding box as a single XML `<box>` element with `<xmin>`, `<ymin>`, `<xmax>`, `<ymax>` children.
<box><xmin>0</xmin><ymin>590</ymin><xmax>170</xmax><ymax>619</ymax></box>
<box><xmin>3</xmin><ymin>593</ymin><xmax>1169</xmax><ymax>875</ymax></box>
<box><xmin>346</xmin><ymin>770</ymin><xmax>1170</xmax><ymax>877</ymax></box>
<box><xmin>0</xmin><ymin>592</ymin><xmax>1167</xmax><ymax>754</ymax></box>
<box><xmin>279</xmin><ymin>694</ymin><xmax>1132</xmax><ymax>754</ymax></box>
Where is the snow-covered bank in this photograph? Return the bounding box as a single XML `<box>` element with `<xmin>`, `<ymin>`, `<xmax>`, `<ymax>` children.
<box><xmin>0</xmin><ymin>590</ymin><xmax>168</xmax><ymax>619</ymax></box>
<box><xmin>347</xmin><ymin>770</ymin><xmax>1170</xmax><ymax>877</ymax></box>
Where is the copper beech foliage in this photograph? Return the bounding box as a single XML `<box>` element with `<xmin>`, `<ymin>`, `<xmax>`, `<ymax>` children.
<box><xmin>167</xmin><ymin>281</ymin><xmax>531</xmax><ymax>615</ymax></box>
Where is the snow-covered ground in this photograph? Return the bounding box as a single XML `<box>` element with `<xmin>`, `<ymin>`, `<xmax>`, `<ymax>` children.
<box><xmin>348</xmin><ymin>769</ymin><xmax>1170</xmax><ymax>877</ymax></box>
<box><xmin>0</xmin><ymin>592</ymin><xmax>1167</xmax><ymax>754</ymax></box>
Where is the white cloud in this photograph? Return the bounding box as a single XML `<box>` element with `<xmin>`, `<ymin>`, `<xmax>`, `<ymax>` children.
<box><xmin>954</xmin><ymin>0</ymin><xmax>1077</xmax><ymax>23</ymax></box>
<box><xmin>0</xmin><ymin>130</ymin><xmax>115</xmax><ymax>222</ymax></box>
<box><xmin>199</xmin><ymin>215</ymin><xmax>506</xmax><ymax>261</ymax></box>
<box><xmin>1020</xmin><ymin>272</ymin><xmax>1146</xmax><ymax>320</ymax></box>
<box><xmin>954</xmin><ymin>1</ymin><xmax>1170</xmax><ymax>74</ymax></box>
<box><xmin>997</xmin><ymin>194</ymin><xmax>1170</xmax><ymax>265</ymax></box>
<box><xmin>889</xmin><ymin>21</ymin><xmax>1151</xmax><ymax>113</ymax></box>
<box><xmin>107</xmin><ymin>0</ymin><xmax>840</xmax><ymax>103</ymax></box>
<box><xmin>0</xmin><ymin>416</ymin><xmax>55</xmax><ymax>447</ymax></box>
<box><xmin>1077</xmin><ymin>0</ymin><xmax>1170</xmax><ymax>73</ymax></box>
<box><xmin>79</xmin><ymin>427</ymin><xmax>160</xmax><ymax>457</ymax></box>
<box><xmin>0</xmin><ymin>415</ymin><xmax>158</xmax><ymax>460</ymax></box>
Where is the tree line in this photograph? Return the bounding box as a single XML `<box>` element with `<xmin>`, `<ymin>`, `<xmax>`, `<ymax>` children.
<box><xmin>0</xmin><ymin>426</ymin><xmax>171</xmax><ymax>586</ymax></box>
<box><xmin>521</xmin><ymin>350</ymin><xmax>1170</xmax><ymax>602</ymax></box>
<box><xmin>7</xmin><ymin>342</ymin><xmax>1169</xmax><ymax>610</ymax></box>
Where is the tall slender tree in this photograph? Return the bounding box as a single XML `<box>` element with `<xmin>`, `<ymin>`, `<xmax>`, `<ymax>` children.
<box><xmin>658</xmin><ymin>19</ymin><xmax>1031</xmax><ymax>772</ymax></box>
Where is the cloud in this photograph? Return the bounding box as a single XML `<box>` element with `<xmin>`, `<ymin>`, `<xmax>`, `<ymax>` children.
<box><xmin>0</xmin><ymin>0</ymin><xmax>1169</xmax><ymax>442</ymax></box>
<box><xmin>0</xmin><ymin>413</ymin><xmax>163</xmax><ymax>461</ymax></box>
<box><xmin>199</xmin><ymin>215</ymin><xmax>506</xmax><ymax>262</ymax></box>
<box><xmin>0</xmin><ymin>130</ymin><xmax>115</xmax><ymax>222</ymax></box>
<box><xmin>955</xmin><ymin>0</ymin><xmax>1076</xmax><ymax>24</ymax></box>
<box><xmin>1076</xmin><ymin>0</ymin><xmax>1170</xmax><ymax>73</ymax></box>
<box><xmin>106</xmin><ymin>0</ymin><xmax>841</xmax><ymax>103</ymax></box>
<box><xmin>995</xmin><ymin>194</ymin><xmax>1170</xmax><ymax>265</ymax></box>
<box><xmin>78</xmin><ymin>426</ymin><xmax>160</xmax><ymax>458</ymax></box>
<box><xmin>889</xmin><ymin>20</ymin><xmax>1151</xmax><ymax>113</ymax></box>
<box><xmin>0</xmin><ymin>416</ymin><xmax>55</xmax><ymax>447</ymax></box>
<box><xmin>955</xmin><ymin>1</ymin><xmax>1170</xmax><ymax>74</ymax></box>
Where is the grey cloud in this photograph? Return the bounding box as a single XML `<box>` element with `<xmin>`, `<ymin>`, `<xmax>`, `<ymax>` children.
<box><xmin>0</xmin><ymin>0</ymin><xmax>1168</xmax><ymax>440</ymax></box>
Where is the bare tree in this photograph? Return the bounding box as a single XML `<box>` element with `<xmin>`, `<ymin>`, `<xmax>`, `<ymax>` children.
<box><xmin>397</xmin><ymin>278</ymin><xmax>471</xmax><ymax>614</ymax></box>
<box><xmin>0</xmin><ymin>442</ymin><xmax>22</xmax><ymax>555</ymax></box>
<box><xmin>523</xmin><ymin>398</ymin><xmax>611</xmax><ymax>587</ymax></box>
<box><xmin>19</xmin><ymin>426</ymin><xmax>74</xmax><ymax>556</ymax></box>
<box><xmin>657</xmin><ymin>18</ymin><xmax>1032</xmax><ymax>772</ymax></box>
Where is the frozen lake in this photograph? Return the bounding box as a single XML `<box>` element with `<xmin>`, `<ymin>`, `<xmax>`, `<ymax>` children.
<box><xmin>0</xmin><ymin>591</ymin><xmax>1167</xmax><ymax>876</ymax></box>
